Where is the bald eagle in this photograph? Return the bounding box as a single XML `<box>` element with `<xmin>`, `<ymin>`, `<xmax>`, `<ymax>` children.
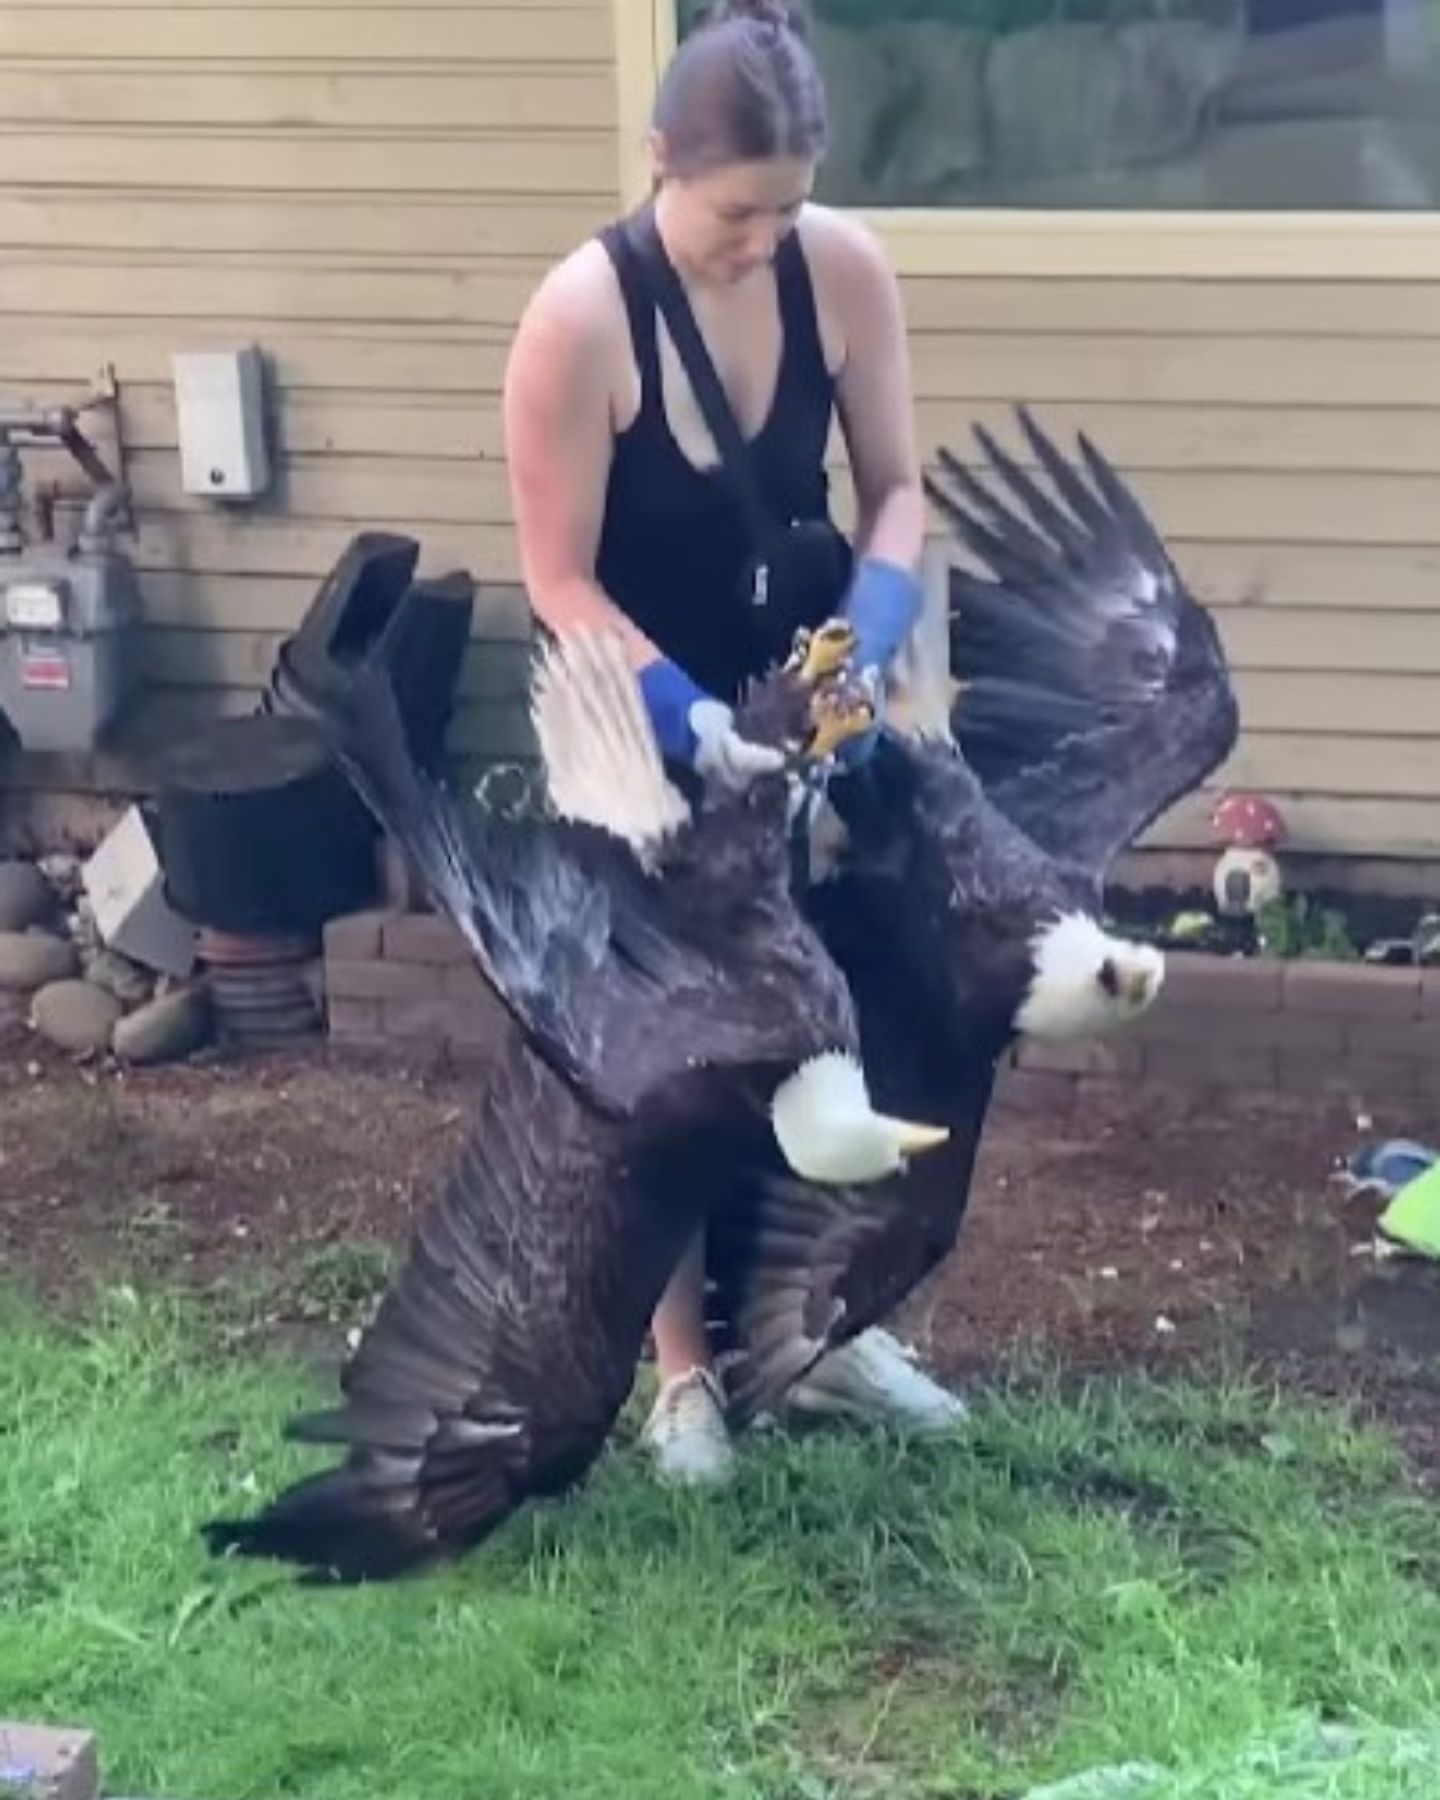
<box><xmin>203</xmin><ymin>624</ymin><xmax>948</xmax><ymax>1582</ymax></box>
<box><xmin>706</xmin><ymin>407</ymin><xmax>1240</xmax><ymax>1423</ymax></box>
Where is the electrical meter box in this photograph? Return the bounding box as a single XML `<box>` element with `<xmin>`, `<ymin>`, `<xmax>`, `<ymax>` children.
<box><xmin>0</xmin><ymin>544</ymin><xmax>144</xmax><ymax>752</ymax></box>
<box><xmin>171</xmin><ymin>346</ymin><xmax>271</xmax><ymax>499</ymax></box>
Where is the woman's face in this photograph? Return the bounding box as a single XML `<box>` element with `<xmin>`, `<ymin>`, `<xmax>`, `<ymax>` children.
<box><xmin>651</xmin><ymin>145</ymin><xmax>816</xmax><ymax>286</ymax></box>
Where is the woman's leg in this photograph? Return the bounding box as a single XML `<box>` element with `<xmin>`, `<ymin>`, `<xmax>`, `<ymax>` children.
<box><xmin>641</xmin><ymin>1230</ymin><xmax>734</xmax><ymax>1485</ymax></box>
<box><xmin>650</xmin><ymin>1234</ymin><xmax>711</xmax><ymax>1384</ymax></box>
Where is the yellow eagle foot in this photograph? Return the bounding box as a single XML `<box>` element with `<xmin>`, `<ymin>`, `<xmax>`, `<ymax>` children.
<box><xmin>785</xmin><ymin>618</ymin><xmax>857</xmax><ymax>688</ymax></box>
<box><xmin>805</xmin><ymin>680</ymin><xmax>875</xmax><ymax>763</ymax></box>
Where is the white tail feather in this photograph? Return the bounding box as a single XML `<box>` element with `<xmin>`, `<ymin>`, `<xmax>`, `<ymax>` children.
<box><xmin>529</xmin><ymin>630</ymin><xmax>691</xmax><ymax>864</ymax></box>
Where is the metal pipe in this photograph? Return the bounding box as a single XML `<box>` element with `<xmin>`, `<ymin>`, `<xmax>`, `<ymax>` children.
<box><xmin>0</xmin><ymin>403</ymin><xmax>77</xmax><ymax>438</ymax></box>
<box><xmin>0</xmin><ymin>432</ymin><xmax>21</xmax><ymax>556</ymax></box>
<box><xmin>79</xmin><ymin>481</ymin><xmax>127</xmax><ymax>556</ymax></box>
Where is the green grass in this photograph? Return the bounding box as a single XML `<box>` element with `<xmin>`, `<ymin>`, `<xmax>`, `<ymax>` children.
<box><xmin>3</xmin><ymin>1286</ymin><xmax>1440</xmax><ymax>1800</ymax></box>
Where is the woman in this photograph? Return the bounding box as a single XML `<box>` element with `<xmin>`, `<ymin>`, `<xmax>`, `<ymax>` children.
<box><xmin>503</xmin><ymin>0</ymin><xmax>967</xmax><ymax>1485</ymax></box>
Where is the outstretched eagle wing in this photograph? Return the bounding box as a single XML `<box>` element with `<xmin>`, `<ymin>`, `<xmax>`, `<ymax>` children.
<box><xmin>293</xmin><ymin>638</ymin><xmax>718</xmax><ymax>1116</ymax></box>
<box><xmin>925</xmin><ymin>406</ymin><xmax>1239</xmax><ymax>882</ymax></box>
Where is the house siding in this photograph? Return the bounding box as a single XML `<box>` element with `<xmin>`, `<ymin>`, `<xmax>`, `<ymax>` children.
<box><xmin>3</xmin><ymin>5</ymin><xmax>1439</xmax><ymax>862</ymax></box>
<box><xmin>0</xmin><ymin>0</ymin><xmax>618</xmax><ymax>771</ymax></box>
<box><xmin>877</xmin><ymin>273</ymin><xmax>1440</xmax><ymax>861</ymax></box>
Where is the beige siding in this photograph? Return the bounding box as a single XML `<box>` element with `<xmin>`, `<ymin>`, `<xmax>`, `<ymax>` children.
<box><xmin>0</xmin><ymin>0</ymin><xmax>617</xmax><ymax>768</ymax></box>
<box><xmin>896</xmin><ymin>275</ymin><xmax>1440</xmax><ymax>861</ymax></box>
<box><xmin>3</xmin><ymin>4</ymin><xmax>1438</xmax><ymax>862</ymax></box>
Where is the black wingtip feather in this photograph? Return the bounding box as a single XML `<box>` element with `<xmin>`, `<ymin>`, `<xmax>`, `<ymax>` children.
<box><xmin>970</xmin><ymin>421</ymin><xmax>1087</xmax><ymax>557</ymax></box>
<box><xmin>201</xmin><ymin>1457</ymin><xmax>449</xmax><ymax>1584</ymax></box>
<box><xmin>1011</xmin><ymin>406</ymin><xmax>1113</xmax><ymax>535</ymax></box>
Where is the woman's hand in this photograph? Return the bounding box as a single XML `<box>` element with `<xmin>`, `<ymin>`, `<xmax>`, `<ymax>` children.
<box><xmin>842</xmin><ymin>556</ymin><xmax>923</xmax><ymax>683</ymax></box>
<box><xmin>639</xmin><ymin>659</ymin><xmax>784</xmax><ymax>793</ymax></box>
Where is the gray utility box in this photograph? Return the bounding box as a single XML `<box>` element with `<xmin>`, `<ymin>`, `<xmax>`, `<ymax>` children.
<box><xmin>0</xmin><ymin>545</ymin><xmax>143</xmax><ymax>752</ymax></box>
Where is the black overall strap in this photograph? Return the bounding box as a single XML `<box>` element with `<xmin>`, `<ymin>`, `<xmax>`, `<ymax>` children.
<box><xmin>622</xmin><ymin>207</ymin><xmax>781</xmax><ymax>575</ymax></box>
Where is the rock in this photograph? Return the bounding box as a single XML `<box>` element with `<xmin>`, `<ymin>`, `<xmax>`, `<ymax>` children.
<box><xmin>0</xmin><ymin>929</ymin><xmax>79</xmax><ymax>993</ymax></box>
<box><xmin>84</xmin><ymin>947</ymin><xmax>154</xmax><ymax>1007</ymax></box>
<box><xmin>30</xmin><ymin>979</ymin><xmax>123</xmax><ymax>1055</ymax></box>
<box><xmin>0</xmin><ymin>1721</ymin><xmax>99</xmax><ymax>1800</ymax></box>
<box><xmin>65</xmin><ymin>897</ymin><xmax>101</xmax><ymax>954</ymax></box>
<box><xmin>112</xmin><ymin>985</ymin><xmax>212</xmax><ymax>1066</ymax></box>
<box><xmin>1023</xmin><ymin>1765</ymin><xmax>1165</xmax><ymax>1800</ymax></box>
<box><xmin>0</xmin><ymin>860</ymin><xmax>54</xmax><ymax>932</ymax></box>
<box><xmin>38</xmin><ymin>852</ymin><xmax>84</xmax><ymax>903</ymax></box>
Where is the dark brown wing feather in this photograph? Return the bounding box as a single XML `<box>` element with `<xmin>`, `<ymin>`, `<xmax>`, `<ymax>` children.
<box><xmin>203</xmin><ymin>649</ymin><xmax>860</xmax><ymax>1581</ymax></box>
<box><xmin>707</xmin><ymin>407</ymin><xmax>1241</xmax><ymax>1400</ymax></box>
<box><xmin>927</xmin><ymin>405</ymin><xmax>1239</xmax><ymax>881</ymax></box>
<box><xmin>709</xmin><ymin>1072</ymin><xmax>1000</xmax><ymax>1429</ymax></box>
<box><xmin>204</xmin><ymin>1038</ymin><xmax>751</xmax><ymax>1583</ymax></box>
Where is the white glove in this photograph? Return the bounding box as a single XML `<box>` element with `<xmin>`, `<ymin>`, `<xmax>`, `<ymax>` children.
<box><xmin>688</xmin><ymin>698</ymin><xmax>785</xmax><ymax>794</ymax></box>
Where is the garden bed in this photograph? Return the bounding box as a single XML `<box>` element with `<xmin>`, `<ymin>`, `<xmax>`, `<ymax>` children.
<box><xmin>317</xmin><ymin>896</ymin><xmax>1440</xmax><ymax>1104</ymax></box>
<box><xmin>1106</xmin><ymin>881</ymin><xmax>1440</xmax><ymax>967</ymax></box>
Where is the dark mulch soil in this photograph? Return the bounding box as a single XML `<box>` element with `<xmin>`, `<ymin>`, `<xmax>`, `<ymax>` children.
<box><xmin>3</xmin><ymin>1026</ymin><xmax>1437</xmax><ymax>1481</ymax></box>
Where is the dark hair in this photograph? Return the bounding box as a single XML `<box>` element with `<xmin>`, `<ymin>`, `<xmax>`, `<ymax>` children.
<box><xmin>652</xmin><ymin>1</ymin><xmax>828</xmax><ymax>178</ymax></box>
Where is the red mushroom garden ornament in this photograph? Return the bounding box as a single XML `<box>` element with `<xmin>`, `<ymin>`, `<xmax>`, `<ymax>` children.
<box><xmin>1210</xmin><ymin>792</ymin><xmax>1286</xmax><ymax>918</ymax></box>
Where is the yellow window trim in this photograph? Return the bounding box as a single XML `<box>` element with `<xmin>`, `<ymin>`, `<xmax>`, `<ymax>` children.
<box><xmin>612</xmin><ymin>0</ymin><xmax>1440</xmax><ymax>282</ymax></box>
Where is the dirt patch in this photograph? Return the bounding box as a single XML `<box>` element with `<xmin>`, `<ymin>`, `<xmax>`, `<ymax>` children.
<box><xmin>2</xmin><ymin>1031</ymin><xmax>1437</xmax><ymax>1479</ymax></box>
<box><xmin>0</xmin><ymin>1035</ymin><xmax>470</xmax><ymax>1314</ymax></box>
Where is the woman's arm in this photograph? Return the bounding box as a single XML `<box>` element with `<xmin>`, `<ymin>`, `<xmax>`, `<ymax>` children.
<box><xmin>503</xmin><ymin>249</ymin><xmax>781</xmax><ymax>790</ymax></box>
<box><xmin>825</xmin><ymin>215</ymin><xmax>927</xmax><ymax>574</ymax></box>
<box><xmin>502</xmin><ymin>250</ymin><xmax>660</xmax><ymax>670</ymax></box>
<box><xmin>804</xmin><ymin>211</ymin><xmax>926</xmax><ymax>692</ymax></box>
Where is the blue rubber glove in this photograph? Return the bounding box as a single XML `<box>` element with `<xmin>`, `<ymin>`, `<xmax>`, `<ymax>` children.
<box><xmin>638</xmin><ymin>657</ymin><xmax>707</xmax><ymax>764</ymax></box>
<box><xmin>638</xmin><ymin>657</ymin><xmax>783</xmax><ymax>792</ymax></box>
<box><xmin>833</xmin><ymin>557</ymin><xmax>921</xmax><ymax>769</ymax></box>
<box><xmin>842</xmin><ymin>557</ymin><xmax>923</xmax><ymax>682</ymax></box>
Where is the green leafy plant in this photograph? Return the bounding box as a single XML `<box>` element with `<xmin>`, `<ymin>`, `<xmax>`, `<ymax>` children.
<box><xmin>1255</xmin><ymin>893</ymin><xmax>1359</xmax><ymax>963</ymax></box>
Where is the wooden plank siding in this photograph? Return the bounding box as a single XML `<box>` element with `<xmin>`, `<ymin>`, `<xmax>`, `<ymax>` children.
<box><xmin>893</xmin><ymin>278</ymin><xmax>1440</xmax><ymax>860</ymax></box>
<box><xmin>3</xmin><ymin>2</ymin><xmax>1440</xmax><ymax>861</ymax></box>
<box><xmin>0</xmin><ymin>0</ymin><xmax>619</xmax><ymax>775</ymax></box>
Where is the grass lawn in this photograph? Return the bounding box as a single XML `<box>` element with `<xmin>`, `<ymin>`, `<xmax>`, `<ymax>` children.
<box><xmin>4</xmin><ymin>1284</ymin><xmax>1439</xmax><ymax>1800</ymax></box>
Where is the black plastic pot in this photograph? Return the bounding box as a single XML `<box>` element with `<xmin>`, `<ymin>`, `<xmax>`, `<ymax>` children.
<box><xmin>152</xmin><ymin>713</ymin><xmax>378</xmax><ymax>934</ymax></box>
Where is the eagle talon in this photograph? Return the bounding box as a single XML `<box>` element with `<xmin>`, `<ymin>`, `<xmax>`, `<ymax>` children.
<box><xmin>786</xmin><ymin>618</ymin><xmax>857</xmax><ymax>687</ymax></box>
<box><xmin>805</xmin><ymin>687</ymin><xmax>875</xmax><ymax>763</ymax></box>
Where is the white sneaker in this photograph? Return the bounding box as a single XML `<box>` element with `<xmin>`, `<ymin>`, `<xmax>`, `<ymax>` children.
<box><xmin>784</xmin><ymin>1328</ymin><xmax>969</xmax><ymax>1435</ymax></box>
<box><xmin>641</xmin><ymin>1366</ymin><xmax>736</xmax><ymax>1487</ymax></box>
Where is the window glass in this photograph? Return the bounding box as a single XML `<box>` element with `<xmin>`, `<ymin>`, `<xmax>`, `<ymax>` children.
<box><xmin>675</xmin><ymin>1</ymin><xmax>1440</xmax><ymax>210</ymax></box>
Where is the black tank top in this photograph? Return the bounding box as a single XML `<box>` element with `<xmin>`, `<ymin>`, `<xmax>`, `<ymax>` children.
<box><xmin>595</xmin><ymin>213</ymin><xmax>842</xmax><ymax>703</ymax></box>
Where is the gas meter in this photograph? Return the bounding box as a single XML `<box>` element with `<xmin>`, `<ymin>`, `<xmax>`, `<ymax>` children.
<box><xmin>0</xmin><ymin>401</ymin><xmax>143</xmax><ymax>753</ymax></box>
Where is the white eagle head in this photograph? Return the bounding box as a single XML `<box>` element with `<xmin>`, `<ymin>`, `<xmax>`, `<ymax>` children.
<box><xmin>1014</xmin><ymin>911</ymin><xmax>1164</xmax><ymax>1042</ymax></box>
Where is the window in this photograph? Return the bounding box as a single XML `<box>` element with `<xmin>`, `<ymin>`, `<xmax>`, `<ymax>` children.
<box><xmin>677</xmin><ymin>0</ymin><xmax>1440</xmax><ymax>212</ymax></box>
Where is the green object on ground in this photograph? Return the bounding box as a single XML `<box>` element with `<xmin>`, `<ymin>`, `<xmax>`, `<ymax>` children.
<box><xmin>1379</xmin><ymin>1163</ymin><xmax>1440</xmax><ymax>1260</ymax></box>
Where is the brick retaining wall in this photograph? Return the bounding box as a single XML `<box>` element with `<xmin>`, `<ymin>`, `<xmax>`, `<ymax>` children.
<box><xmin>1014</xmin><ymin>951</ymin><xmax>1440</xmax><ymax>1103</ymax></box>
<box><xmin>322</xmin><ymin>908</ymin><xmax>508</xmax><ymax>1067</ymax></box>
<box><xmin>322</xmin><ymin>906</ymin><xmax>1440</xmax><ymax>1100</ymax></box>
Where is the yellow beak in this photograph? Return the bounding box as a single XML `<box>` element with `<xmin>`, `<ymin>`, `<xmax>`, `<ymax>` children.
<box><xmin>889</xmin><ymin>1120</ymin><xmax>951</xmax><ymax>1157</ymax></box>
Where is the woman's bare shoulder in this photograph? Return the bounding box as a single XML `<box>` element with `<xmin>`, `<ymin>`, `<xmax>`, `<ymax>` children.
<box><xmin>795</xmin><ymin>204</ymin><xmax>900</xmax><ymax>370</ymax></box>
<box><xmin>512</xmin><ymin>236</ymin><xmax>629</xmax><ymax>362</ymax></box>
<box><xmin>797</xmin><ymin>203</ymin><xmax>896</xmax><ymax>293</ymax></box>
